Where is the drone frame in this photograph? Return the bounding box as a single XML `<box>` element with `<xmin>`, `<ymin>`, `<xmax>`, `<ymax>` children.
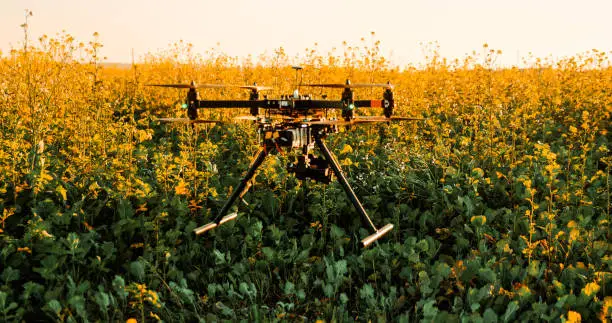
<box><xmin>148</xmin><ymin>78</ymin><xmax>419</xmax><ymax>247</ymax></box>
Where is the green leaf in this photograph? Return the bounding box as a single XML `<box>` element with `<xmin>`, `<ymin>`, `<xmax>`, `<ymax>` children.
<box><xmin>215</xmin><ymin>301</ymin><xmax>235</xmax><ymax>317</ymax></box>
<box><xmin>416</xmin><ymin>239</ymin><xmax>429</xmax><ymax>252</ymax></box>
<box><xmin>94</xmin><ymin>290</ymin><xmax>110</xmax><ymax>310</ymax></box>
<box><xmin>503</xmin><ymin>301</ymin><xmax>519</xmax><ymax>322</ymax></box>
<box><xmin>330</xmin><ymin>225</ymin><xmax>345</xmax><ymax>240</ymax></box>
<box><xmin>117</xmin><ymin>199</ymin><xmax>133</xmax><ymax>219</ymax></box>
<box><xmin>68</xmin><ymin>295</ymin><xmax>87</xmax><ymax>319</ymax></box>
<box><xmin>323</xmin><ymin>283</ymin><xmax>334</xmax><ymax>298</ymax></box>
<box><xmin>262</xmin><ymin>247</ymin><xmax>275</xmax><ymax>260</ymax></box>
<box><xmin>1</xmin><ymin>267</ymin><xmax>20</xmax><ymax>284</ymax></box>
<box><xmin>112</xmin><ymin>276</ymin><xmax>128</xmax><ymax>301</ymax></box>
<box><xmin>334</xmin><ymin>260</ymin><xmax>348</xmax><ymax>278</ymax></box>
<box><xmin>423</xmin><ymin>299</ymin><xmax>438</xmax><ymax>319</ymax></box>
<box><xmin>22</xmin><ymin>282</ymin><xmax>44</xmax><ymax>301</ymax></box>
<box><xmin>478</xmin><ymin>267</ymin><xmax>497</xmax><ymax>283</ymax></box>
<box><xmin>213</xmin><ymin>249</ymin><xmax>227</xmax><ymax>265</ymax></box>
<box><xmin>0</xmin><ymin>291</ymin><xmax>8</xmax><ymax>312</ymax></box>
<box><xmin>360</xmin><ymin>284</ymin><xmax>374</xmax><ymax>300</ymax></box>
<box><xmin>483</xmin><ymin>308</ymin><xmax>498</xmax><ymax>323</ymax></box>
<box><xmin>296</xmin><ymin>289</ymin><xmax>306</xmax><ymax>301</ymax></box>
<box><xmin>339</xmin><ymin>293</ymin><xmax>349</xmax><ymax>304</ymax></box>
<box><xmin>527</xmin><ymin>260</ymin><xmax>542</xmax><ymax>278</ymax></box>
<box><xmin>129</xmin><ymin>260</ymin><xmax>145</xmax><ymax>280</ymax></box>
<box><xmin>46</xmin><ymin>299</ymin><xmax>62</xmax><ymax>317</ymax></box>
<box><xmin>283</xmin><ymin>281</ymin><xmax>295</xmax><ymax>295</ymax></box>
<box><xmin>239</xmin><ymin>282</ymin><xmax>250</xmax><ymax>296</ymax></box>
<box><xmin>433</xmin><ymin>262</ymin><xmax>451</xmax><ymax>278</ymax></box>
<box><xmin>458</xmin><ymin>195</ymin><xmax>475</xmax><ymax>216</ymax></box>
<box><xmin>471</xmin><ymin>302</ymin><xmax>481</xmax><ymax>312</ymax></box>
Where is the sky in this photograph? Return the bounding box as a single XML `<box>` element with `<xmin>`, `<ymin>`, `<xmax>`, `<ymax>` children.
<box><xmin>1</xmin><ymin>0</ymin><xmax>611</xmax><ymax>67</ymax></box>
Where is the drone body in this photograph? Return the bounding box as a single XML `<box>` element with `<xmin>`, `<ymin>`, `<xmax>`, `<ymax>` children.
<box><xmin>148</xmin><ymin>74</ymin><xmax>421</xmax><ymax>247</ymax></box>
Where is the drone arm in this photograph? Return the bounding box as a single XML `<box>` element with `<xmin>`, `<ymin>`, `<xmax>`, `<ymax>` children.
<box><xmin>197</xmin><ymin>100</ymin><xmax>261</xmax><ymax>108</ymax></box>
<box><xmin>353</xmin><ymin>100</ymin><xmax>394</xmax><ymax>109</ymax></box>
<box><xmin>196</xmin><ymin>99</ymin><xmax>395</xmax><ymax>110</ymax></box>
<box><xmin>193</xmin><ymin>147</ymin><xmax>273</xmax><ymax>235</ymax></box>
<box><xmin>297</xmin><ymin>100</ymin><xmax>344</xmax><ymax>109</ymax></box>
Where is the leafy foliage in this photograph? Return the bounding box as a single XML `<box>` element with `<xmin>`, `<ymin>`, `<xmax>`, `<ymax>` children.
<box><xmin>0</xmin><ymin>31</ymin><xmax>610</xmax><ymax>322</ymax></box>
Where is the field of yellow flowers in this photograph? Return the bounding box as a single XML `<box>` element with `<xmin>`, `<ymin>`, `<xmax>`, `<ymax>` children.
<box><xmin>0</xmin><ymin>32</ymin><xmax>610</xmax><ymax>322</ymax></box>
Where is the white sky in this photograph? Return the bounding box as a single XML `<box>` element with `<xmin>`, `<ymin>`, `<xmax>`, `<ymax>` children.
<box><xmin>1</xmin><ymin>0</ymin><xmax>611</xmax><ymax>67</ymax></box>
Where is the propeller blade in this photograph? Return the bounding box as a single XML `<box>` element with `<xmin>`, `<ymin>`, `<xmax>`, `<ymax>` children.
<box><xmin>354</xmin><ymin>116</ymin><xmax>424</xmax><ymax>122</ymax></box>
<box><xmin>146</xmin><ymin>84</ymin><xmax>193</xmax><ymax>89</ymax></box>
<box><xmin>388</xmin><ymin>116</ymin><xmax>425</xmax><ymax>121</ymax></box>
<box><xmin>350</xmin><ymin>83</ymin><xmax>394</xmax><ymax>89</ymax></box>
<box><xmin>145</xmin><ymin>82</ymin><xmax>231</xmax><ymax>89</ymax></box>
<box><xmin>157</xmin><ymin>118</ymin><xmax>221</xmax><ymax>124</ymax></box>
<box><xmin>301</xmin><ymin>119</ymin><xmax>353</xmax><ymax>126</ymax></box>
<box><xmin>233</xmin><ymin>115</ymin><xmax>277</xmax><ymax>123</ymax></box>
<box><xmin>302</xmin><ymin>116</ymin><xmax>423</xmax><ymax>126</ymax></box>
<box><xmin>237</xmin><ymin>85</ymin><xmax>273</xmax><ymax>91</ymax></box>
<box><xmin>233</xmin><ymin>116</ymin><xmax>259</xmax><ymax>121</ymax></box>
<box><xmin>196</xmin><ymin>84</ymin><xmax>232</xmax><ymax>89</ymax></box>
<box><xmin>146</xmin><ymin>81</ymin><xmax>273</xmax><ymax>91</ymax></box>
<box><xmin>302</xmin><ymin>83</ymin><xmax>394</xmax><ymax>89</ymax></box>
<box><xmin>192</xmin><ymin>119</ymin><xmax>223</xmax><ymax>124</ymax></box>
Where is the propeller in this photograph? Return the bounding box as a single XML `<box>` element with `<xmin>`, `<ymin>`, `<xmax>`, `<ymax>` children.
<box><xmin>146</xmin><ymin>80</ymin><xmax>229</xmax><ymax>89</ymax></box>
<box><xmin>234</xmin><ymin>115</ymin><xmax>296</xmax><ymax>122</ymax></box>
<box><xmin>233</xmin><ymin>116</ymin><xmax>280</xmax><ymax>124</ymax></box>
<box><xmin>302</xmin><ymin>116</ymin><xmax>423</xmax><ymax>126</ymax></box>
<box><xmin>303</xmin><ymin>80</ymin><xmax>394</xmax><ymax>89</ymax></box>
<box><xmin>157</xmin><ymin>118</ymin><xmax>222</xmax><ymax>124</ymax></box>
<box><xmin>237</xmin><ymin>85</ymin><xmax>273</xmax><ymax>91</ymax></box>
<box><xmin>355</xmin><ymin>116</ymin><xmax>424</xmax><ymax>122</ymax></box>
<box><xmin>233</xmin><ymin>116</ymin><xmax>260</xmax><ymax>121</ymax></box>
<box><xmin>146</xmin><ymin>81</ymin><xmax>273</xmax><ymax>91</ymax></box>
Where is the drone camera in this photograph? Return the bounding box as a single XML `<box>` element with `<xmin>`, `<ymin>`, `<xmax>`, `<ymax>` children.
<box><xmin>277</xmin><ymin>127</ymin><xmax>311</xmax><ymax>149</ymax></box>
<box><xmin>289</xmin><ymin>154</ymin><xmax>332</xmax><ymax>184</ymax></box>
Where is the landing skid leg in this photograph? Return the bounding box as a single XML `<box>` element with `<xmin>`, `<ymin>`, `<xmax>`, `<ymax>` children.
<box><xmin>313</xmin><ymin>135</ymin><xmax>393</xmax><ymax>247</ymax></box>
<box><xmin>194</xmin><ymin>147</ymin><xmax>273</xmax><ymax>235</ymax></box>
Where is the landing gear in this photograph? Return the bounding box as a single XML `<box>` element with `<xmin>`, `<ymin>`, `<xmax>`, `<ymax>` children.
<box><xmin>193</xmin><ymin>126</ymin><xmax>394</xmax><ymax>247</ymax></box>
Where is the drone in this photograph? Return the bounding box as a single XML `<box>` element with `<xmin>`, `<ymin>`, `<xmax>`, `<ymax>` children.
<box><xmin>147</xmin><ymin>68</ymin><xmax>422</xmax><ymax>247</ymax></box>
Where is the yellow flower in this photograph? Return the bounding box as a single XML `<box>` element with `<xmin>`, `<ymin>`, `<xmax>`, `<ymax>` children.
<box><xmin>600</xmin><ymin>296</ymin><xmax>612</xmax><ymax>322</ymax></box>
<box><xmin>126</xmin><ymin>319</ymin><xmax>138</xmax><ymax>323</ymax></box>
<box><xmin>569</xmin><ymin>228</ymin><xmax>580</xmax><ymax>243</ymax></box>
<box><xmin>580</xmin><ymin>122</ymin><xmax>589</xmax><ymax>130</ymax></box>
<box><xmin>150</xmin><ymin>312</ymin><xmax>161</xmax><ymax>321</ymax></box>
<box><xmin>470</xmin><ymin>215</ymin><xmax>486</xmax><ymax>226</ymax></box>
<box><xmin>569</xmin><ymin>125</ymin><xmax>578</xmax><ymax>134</ymax></box>
<box><xmin>341</xmin><ymin>158</ymin><xmax>353</xmax><ymax>166</ymax></box>
<box><xmin>340</xmin><ymin>144</ymin><xmax>353</xmax><ymax>155</ymax></box>
<box><xmin>471</xmin><ymin>168</ymin><xmax>484</xmax><ymax>178</ymax></box>
<box><xmin>17</xmin><ymin>247</ymin><xmax>32</xmax><ymax>254</ymax></box>
<box><xmin>581</xmin><ymin>282</ymin><xmax>600</xmax><ymax>297</ymax></box>
<box><xmin>174</xmin><ymin>180</ymin><xmax>189</xmax><ymax>196</ymax></box>
<box><xmin>566</xmin><ymin>311</ymin><xmax>581</xmax><ymax>323</ymax></box>
<box><xmin>517</xmin><ymin>285</ymin><xmax>531</xmax><ymax>297</ymax></box>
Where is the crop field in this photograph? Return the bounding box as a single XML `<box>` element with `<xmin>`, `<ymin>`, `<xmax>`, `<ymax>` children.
<box><xmin>0</xmin><ymin>34</ymin><xmax>610</xmax><ymax>322</ymax></box>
